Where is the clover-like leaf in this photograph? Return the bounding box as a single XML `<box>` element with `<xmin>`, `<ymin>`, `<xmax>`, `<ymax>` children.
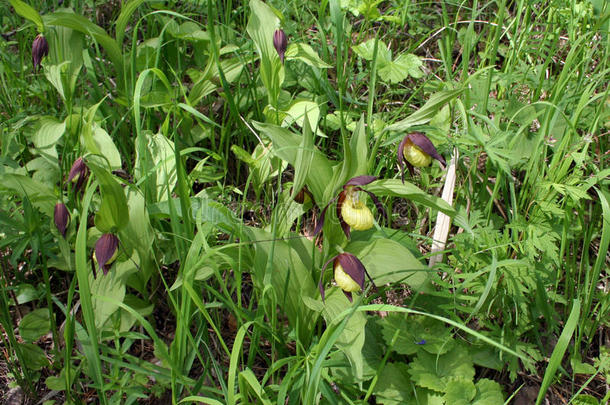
<box><xmin>408</xmin><ymin>345</ymin><xmax>475</xmax><ymax>392</ymax></box>
<box><xmin>381</xmin><ymin>315</ymin><xmax>455</xmax><ymax>355</ymax></box>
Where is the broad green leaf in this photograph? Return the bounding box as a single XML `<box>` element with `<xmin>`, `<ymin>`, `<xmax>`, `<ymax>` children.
<box><xmin>571</xmin><ymin>395</ymin><xmax>600</xmax><ymax>405</ymax></box>
<box><xmin>119</xmin><ymin>295</ymin><xmax>154</xmax><ymax>333</ymax></box>
<box><xmin>408</xmin><ymin>345</ymin><xmax>475</xmax><ymax>392</ymax></box>
<box><xmin>285</xmin><ymin>43</ymin><xmax>331</xmax><ymax>68</ymax></box>
<box><xmin>115</xmin><ymin>0</ymin><xmax>149</xmax><ymax>45</ymax></box>
<box><xmin>8</xmin><ymin>0</ymin><xmax>43</xmax><ymax>31</ymax></box>
<box><xmin>246</xmin><ymin>0</ymin><xmax>283</xmax><ymax>103</ymax></box>
<box><xmin>45</xmin><ymin>368</ymin><xmax>75</xmax><ymax>391</ymax></box>
<box><xmin>166</xmin><ymin>21</ymin><xmax>210</xmax><ymax>42</ymax></box>
<box><xmin>320</xmin><ymin>288</ymin><xmax>368</xmax><ymax>380</ymax></box>
<box><xmin>352</xmin><ymin>38</ymin><xmax>391</xmax><ymax>63</ymax></box>
<box><xmin>119</xmin><ymin>189</ymin><xmax>156</xmax><ymax>289</ymax></box>
<box><xmin>365</xmin><ymin>179</ymin><xmax>455</xmax><ymax>216</ymax></box>
<box><xmin>90</xmin><ymin>267</ymin><xmax>126</xmax><ymax>330</ymax></box>
<box><xmin>444</xmin><ymin>379</ymin><xmax>476</xmax><ymax>405</ymax></box>
<box><xmin>44</xmin><ymin>22</ymin><xmax>85</xmax><ymax>104</ymax></box>
<box><xmin>348</xmin><ymin>115</ymin><xmax>369</xmax><ymax>177</ymax></box>
<box><xmin>384</xmin><ymin>88</ymin><xmax>465</xmax><ymax>142</ymax></box>
<box><xmin>378</xmin><ymin>54</ymin><xmax>423</xmax><ymax>83</ymax></box>
<box><xmin>82</xmin><ymin>124</ymin><xmax>121</xmax><ymax>170</ymax></box>
<box><xmin>380</xmin><ymin>314</ymin><xmax>454</xmax><ymax>355</ymax></box>
<box><xmin>290</xmin><ymin>113</ymin><xmax>314</xmax><ymax>201</ymax></box>
<box><xmin>43</xmin><ymin>12</ymin><xmax>123</xmax><ymax>78</ymax></box>
<box><xmin>374</xmin><ymin>362</ymin><xmax>414</xmax><ymax>404</ymax></box>
<box><xmin>89</xmin><ymin>162</ymin><xmax>129</xmax><ymax>233</ymax></box>
<box><xmin>19</xmin><ymin>309</ymin><xmax>50</xmax><ymax>343</ymax></box>
<box><xmin>282</xmin><ymin>100</ymin><xmax>324</xmax><ymax>137</ymax></box>
<box><xmin>471</xmin><ymin>379</ymin><xmax>504</xmax><ymax>405</ymax></box>
<box><xmin>346</xmin><ymin>239</ymin><xmax>431</xmax><ymax>291</ymax></box>
<box><xmin>406</xmin><ymin>389</ymin><xmax>445</xmax><ymax>405</ymax></box>
<box><xmin>147</xmin><ymin>132</ymin><xmax>177</xmax><ymax>202</ymax></box>
<box><xmin>31</xmin><ymin>117</ymin><xmax>65</xmax><ymax>161</ymax></box>
<box><xmin>19</xmin><ymin>342</ymin><xmax>49</xmax><ymax>370</ymax></box>
<box><xmin>0</xmin><ymin>174</ymin><xmax>56</xmax><ymax>217</ymax></box>
<box><xmin>245</xmin><ymin>227</ymin><xmax>319</xmax><ymax>345</ymax></box>
<box><xmin>14</xmin><ymin>284</ymin><xmax>43</xmax><ymax>305</ymax></box>
<box><xmin>253</xmin><ymin>121</ymin><xmax>333</xmax><ymax>205</ymax></box>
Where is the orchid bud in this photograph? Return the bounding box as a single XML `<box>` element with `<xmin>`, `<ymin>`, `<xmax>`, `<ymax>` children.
<box><xmin>273</xmin><ymin>29</ymin><xmax>287</xmax><ymax>64</ymax></box>
<box><xmin>54</xmin><ymin>203</ymin><xmax>69</xmax><ymax>238</ymax></box>
<box><xmin>68</xmin><ymin>157</ymin><xmax>88</xmax><ymax>191</ymax></box>
<box><xmin>32</xmin><ymin>34</ymin><xmax>49</xmax><ymax>72</ymax></box>
<box><xmin>94</xmin><ymin>233</ymin><xmax>119</xmax><ymax>275</ymax></box>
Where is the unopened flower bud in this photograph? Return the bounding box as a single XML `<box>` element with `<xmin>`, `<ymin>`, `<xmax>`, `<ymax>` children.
<box><xmin>54</xmin><ymin>203</ymin><xmax>69</xmax><ymax>238</ymax></box>
<box><xmin>32</xmin><ymin>34</ymin><xmax>49</xmax><ymax>72</ymax></box>
<box><xmin>273</xmin><ymin>29</ymin><xmax>287</xmax><ymax>64</ymax></box>
<box><xmin>68</xmin><ymin>157</ymin><xmax>88</xmax><ymax>191</ymax></box>
<box><xmin>94</xmin><ymin>233</ymin><xmax>119</xmax><ymax>275</ymax></box>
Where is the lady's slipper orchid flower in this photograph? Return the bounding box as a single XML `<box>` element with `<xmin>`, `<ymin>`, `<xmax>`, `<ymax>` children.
<box><xmin>32</xmin><ymin>34</ymin><xmax>49</xmax><ymax>72</ymax></box>
<box><xmin>319</xmin><ymin>252</ymin><xmax>374</xmax><ymax>302</ymax></box>
<box><xmin>94</xmin><ymin>233</ymin><xmax>119</xmax><ymax>276</ymax></box>
<box><xmin>273</xmin><ymin>29</ymin><xmax>287</xmax><ymax>64</ymax></box>
<box><xmin>68</xmin><ymin>157</ymin><xmax>89</xmax><ymax>191</ymax></box>
<box><xmin>314</xmin><ymin>176</ymin><xmax>386</xmax><ymax>238</ymax></box>
<box><xmin>54</xmin><ymin>203</ymin><xmax>69</xmax><ymax>238</ymax></box>
<box><xmin>398</xmin><ymin>132</ymin><xmax>446</xmax><ymax>182</ymax></box>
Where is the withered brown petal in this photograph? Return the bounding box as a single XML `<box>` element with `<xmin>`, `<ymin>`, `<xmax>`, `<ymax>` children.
<box><xmin>54</xmin><ymin>203</ymin><xmax>69</xmax><ymax>238</ymax></box>
<box><xmin>336</xmin><ymin>253</ymin><xmax>365</xmax><ymax>292</ymax></box>
<box><xmin>408</xmin><ymin>132</ymin><xmax>446</xmax><ymax>166</ymax></box>
<box><xmin>95</xmin><ymin>233</ymin><xmax>119</xmax><ymax>275</ymax></box>
<box><xmin>345</xmin><ymin>175</ymin><xmax>377</xmax><ymax>187</ymax></box>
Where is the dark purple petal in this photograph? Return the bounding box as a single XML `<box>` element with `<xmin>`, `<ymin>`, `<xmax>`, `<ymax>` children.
<box><xmin>345</xmin><ymin>175</ymin><xmax>377</xmax><ymax>187</ymax></box>
<box><xmin>363</xmin><ymin>190</ymin><xmax>387</xmax><ymax>224</ymax></box>
<box><xmin>32</xmin><ymin>34</ymin><xmax>49</xmax><ymax>72</ymax></box>
<box><xmin>273</xmin><ymin>29</ymin><xmax>287</xmax><ymax>64</ymax></box>
<box><xmin>319</xmin><ymin>257</ymin><xmax>335</xmax><ymax>302</ymax></box>
<box><xmin>314</xmin><ymin>195</ymin><xmax>338</xmax><ymax>236</ymax></box>
<box><xmin>95</xmin><ymin>233</ymin><xmax>119</xmax><ymax>275</ymax></box>
<box><xmin>68</xmin><ymin>157</ymin><xmax>88</xmax><ymax>191</ymax></box>
<box><xmin>336</xmin><ymin>192</ymin><xmax>351</xmax><ymax>239</ymax></box>
<box><xmin>408</xmin><ymin>133</ymin><xmax>446</xmax><ymax>166</ymax></box>
<box><xmin>54</xmin><ymin>203</ymin><xmax>69</xmax><ymax>238</ymax></box>
<box><xmin>336</xmin><ymin>253</ymin><xmax>365</xmax><ymax>292</ymax></box>
<box><xmin>343</xmin><ymin>291</ymin><xmax>353</xmax><ymax>302</ymax></box>
<box><xmin>398</xmin><ymin>135</ymin><xmax>409</xmax><ymax>183</ymax></box>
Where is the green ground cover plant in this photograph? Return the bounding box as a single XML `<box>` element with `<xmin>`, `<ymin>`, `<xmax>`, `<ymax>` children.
<box><xmin>0</xmin><ymin>0</ymin><xmax>608</xmax><ymax>404</ymax></box>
